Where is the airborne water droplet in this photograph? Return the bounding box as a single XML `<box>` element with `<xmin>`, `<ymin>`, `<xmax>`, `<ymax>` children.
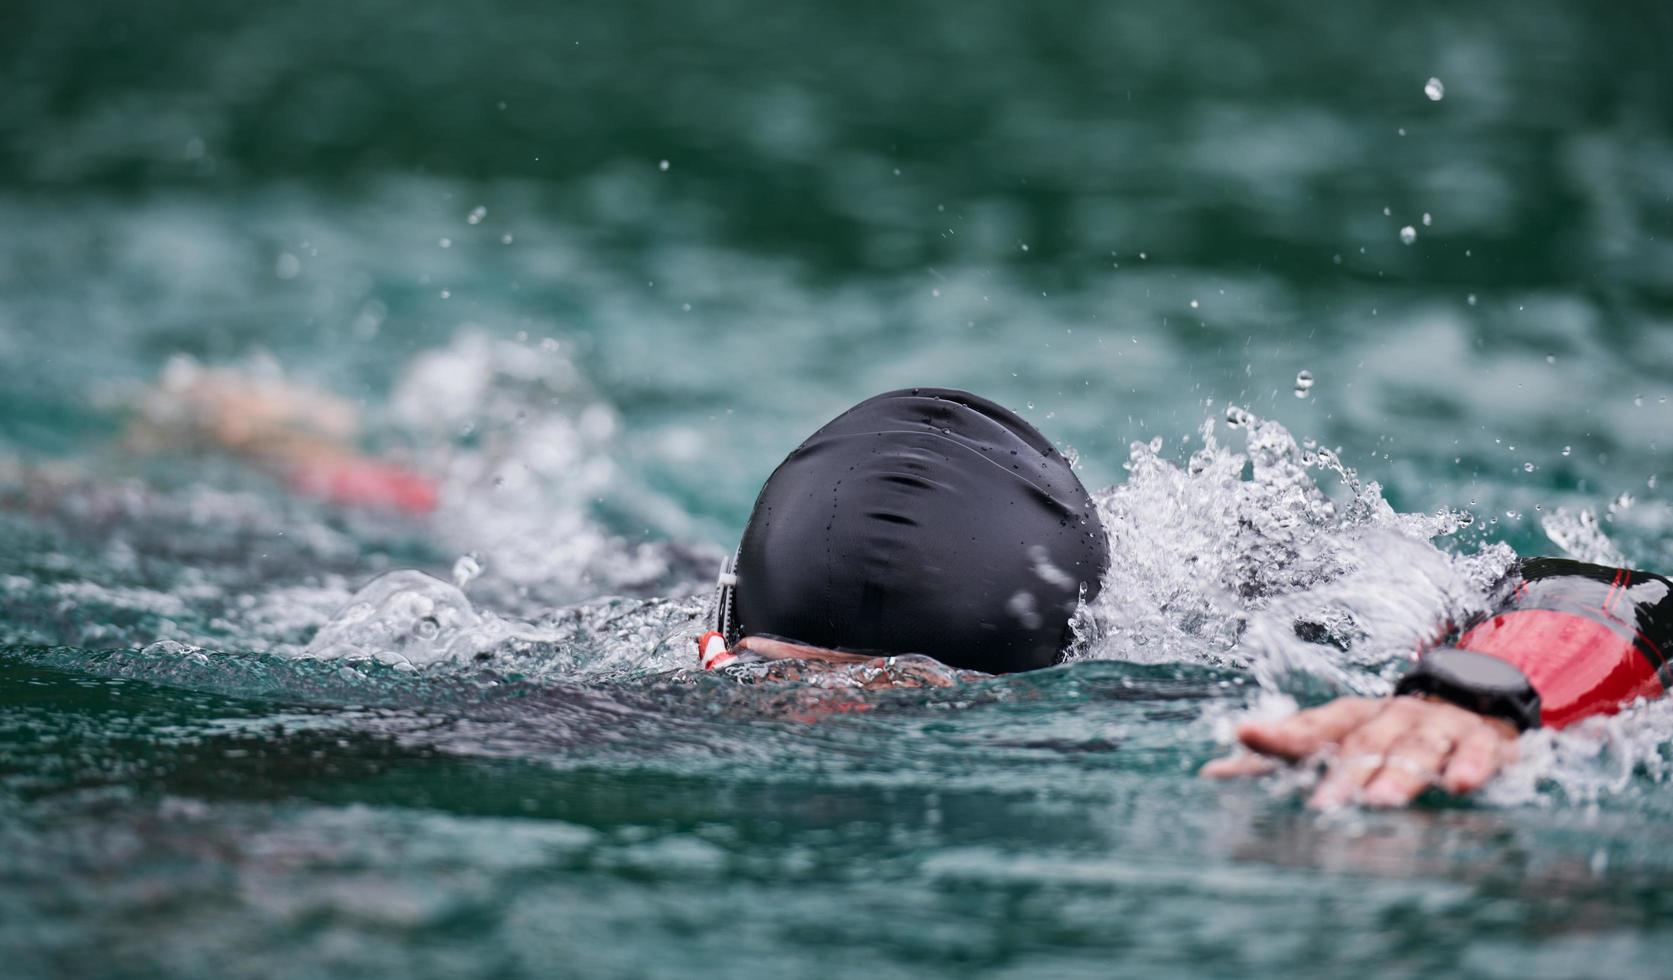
<box><xmin>452</xmin><ymin>555</ymin><xmax>482</xmax><ymax>588</ymax></box>
<box><xmin>1424</xmin><ymin>77</ymin><xmax>1445</xmax><ymax>101</ymax></box>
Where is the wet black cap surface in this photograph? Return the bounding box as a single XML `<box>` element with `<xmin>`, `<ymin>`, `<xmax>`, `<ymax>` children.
<box><xmin>731</xmin><ymin>387</ymin><xmax>1109</xmax><ymax>673</ymax></box>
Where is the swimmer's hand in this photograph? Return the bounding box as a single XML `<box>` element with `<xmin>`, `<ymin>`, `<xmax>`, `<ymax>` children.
<box><xmin>1200</xmin><ymin>695</ymin><xmax>1518</xmax><ymax>809</ymax></box>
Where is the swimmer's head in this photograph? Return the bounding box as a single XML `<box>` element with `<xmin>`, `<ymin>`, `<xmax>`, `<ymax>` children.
<box><xmin>718</xmin><ymin>387</ymin><xmax>1109</xmax><ymax>674</ymax></box>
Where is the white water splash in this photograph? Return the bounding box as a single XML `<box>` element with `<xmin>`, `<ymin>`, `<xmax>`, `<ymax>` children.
<box><xmin>389</xmin><ymin>329</ymin><xmax>713</xmax><ymax>614</ymax></box>
<box><xmin>1071</xmin><ymin>407</ymin><xmax>1515</xmax><ymax>697</ymax></box>
<box><xmin>302</xmin><ymin>568</ymin><xmax>705</xmax><ymax>676</ymax></box>
<box><xmin>1542</xmin><ymin>506</ymin><xmax>1627</xmax><ymax>567</ymax></box>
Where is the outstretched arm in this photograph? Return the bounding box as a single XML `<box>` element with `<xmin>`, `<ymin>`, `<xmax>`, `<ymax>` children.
<box><xmin>1206</xmin><ymin>557</ymin><xmax>1673</xmax><ymax>807</ymax></box>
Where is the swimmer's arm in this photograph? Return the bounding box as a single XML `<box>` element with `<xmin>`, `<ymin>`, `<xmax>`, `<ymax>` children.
<box><xmin>1201</xmin><ymin>696</ymin><xmax>1517</xmax><ymax>809</ymax></box>
<box><xmin>733</xmin><ymin>635</ymin><xmax>881</xmax><ymax>665</ymax></box>
<box><xmin>1205</xmin><ymin>558</ymin><xmax>1673</xmax><ymax>808</ymax></box>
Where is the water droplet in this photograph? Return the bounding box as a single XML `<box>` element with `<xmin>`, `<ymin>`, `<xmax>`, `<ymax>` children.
<box><xmin>466</xmin><ymin>205</ymin><xmax>487</xmax><ymax>225</ymax></box>
<box><xmin>1399</xmin><ymin>226</ymin><xmax>1417</xmax><ymax>245</ymax></box>
<box><xmin>274</xmin><ymin>252</ymin><xmax>301</xmax><ymax>279</ymax></box>
<box><xmin>1562</xmin><ymin>446</ymin><xmax>1572</xmax><ymax>457</ymax></box>
<box><xmin>1224</xmin><ymin>405</ymin><xmax>1251</xmax><ymax>429</ymax></box>
<box><xmin>1189</xmin><ymin>299</ymin><xmax>1199</xmax><ymax>309</ymax></box>
<box><xmin>658</xmin><ymin>159</ymin><xmax>670</xmax><ymax>172</ymax></box>
<box><xmin>1523</xmin><ymin>462</ymin><xmax>1535</xmax><ymax>473</ymax></box>
<box><xmin>1293</xmin><ymin>370</ymin><xmax>1315</xmax><ymax>398</ymax></box>
<box><xmin>1424</xmin><ymin>77</ymin><xmax>1445</xmax><ymax>101</ymax></box>
<box><xmin>452</xmin><ymin>555</ymin><xmax>482</xmax><ymax>588</ymax></box>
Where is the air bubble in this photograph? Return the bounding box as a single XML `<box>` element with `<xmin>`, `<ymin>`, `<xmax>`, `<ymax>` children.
<box><xmin>466</xmin><ymin>206</ymin><xmax>487</xmax><ymax>225</ymax></box>
<box><xmin>1424</xmin><ymin>77</ymin><xmax>1445</xmax><ymax>101</ymax></box>
<box><xmin>1293</xmin><ymin>370</ymin><xmax>1314</xmax><ymax>398</ymax></box>
<box><xmin>1523</xmin><ymin>462</ymin><xmax>1534</xmax><ymax>473</ymax></box>
<box><xmin>1399</xmin><ymin>226</ymin><xmax>1417</xmax><ymax>245</ymax></box>
<box><xmin>658</xmin><ymin>159</ymin><xmax>670</xmax><ymax>171</ymax></box>
<box><xmin>1224</xmin><ymin>405</ymin><xmax>1251</xmax><ymax>428</ymax></box>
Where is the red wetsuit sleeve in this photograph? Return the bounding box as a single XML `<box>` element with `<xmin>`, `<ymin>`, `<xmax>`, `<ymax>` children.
<box><xmin>1454</xmin><ymin>609</ymin><xmax>1665</xmax><ymax>728</ymax></box>
<box><xmin>284</xmin><ymin>456</ymin><xmax>440</xmax><ymax>516</ymax></box>
<box><xmin>1436</xmin><ymin>560</ymin><xmax>1673</xmax><ymax>729</ymax></box>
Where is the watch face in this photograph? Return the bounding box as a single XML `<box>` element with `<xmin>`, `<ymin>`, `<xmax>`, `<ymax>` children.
<box><xmin>1433</xmin><ymin>647</ymin><xmax>1531</xmax><ymax>695</ymax></box>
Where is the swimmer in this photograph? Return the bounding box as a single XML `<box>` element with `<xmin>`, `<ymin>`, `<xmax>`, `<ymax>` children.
<box><xmin>125</xmin><ymin>356</ymin><xmax>439</xmax><ymax>515</ymax></box>
<box><xmin>695</xmin><ymin>387</ymin><xmax>1673</xmax><ymax>808</ymax></box>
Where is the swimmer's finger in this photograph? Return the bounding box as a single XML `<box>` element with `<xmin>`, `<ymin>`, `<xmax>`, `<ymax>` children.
<box><xmin>1360</xmin><ymin>726</ymin><xmax>1456</xmax><ymax>808</ymax></box>
<box><xmin>1440</xmin><ymin>722</ymin><xmax>1518</xmax><ymax>795</ymax></box>
<box><xmin>1199</xmin><ymin>753</ymin><xmax>1279</xmax><ymax>779</ymax></box>
<box><xmin>1235</xmin><ymin>697</ymin><xmax>1386</xmax><ymax>760</ymax></box>
<box><xmin>1307</xmin><ymin>700</ymin><xmax>1426</xmax><ymax>808</ymax></box>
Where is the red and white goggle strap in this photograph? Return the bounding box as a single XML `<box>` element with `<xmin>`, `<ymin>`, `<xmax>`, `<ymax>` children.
<box><xmin>697</xmin><ymin>630</ymin><xmax>738</xmax><ymax>670</ymax></box>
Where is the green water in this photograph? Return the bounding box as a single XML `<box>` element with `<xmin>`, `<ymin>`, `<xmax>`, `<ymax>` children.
<box><xmin>5</xmin><ymin>1</ymin><xmax>1673</xmax><ymax>976</ymax></box>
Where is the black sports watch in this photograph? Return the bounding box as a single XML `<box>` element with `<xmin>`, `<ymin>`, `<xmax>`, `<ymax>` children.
<box><xmin>1394</xmin><ymin>647</ymin><xmax>1543</xmax><ymax>731</ymax></box>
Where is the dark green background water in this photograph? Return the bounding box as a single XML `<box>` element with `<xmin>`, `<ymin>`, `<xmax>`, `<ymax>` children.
<box><xmin>4</xmin><ymin>2</ymin><xmax>1673</xmax><ymax>977</ymax></box>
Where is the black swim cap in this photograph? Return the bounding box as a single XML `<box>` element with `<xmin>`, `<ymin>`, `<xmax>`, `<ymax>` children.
<box><xmin>723</xmin><ymin>387</ymin><xmax>1109</xmax><ymax>673</ymax></box>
